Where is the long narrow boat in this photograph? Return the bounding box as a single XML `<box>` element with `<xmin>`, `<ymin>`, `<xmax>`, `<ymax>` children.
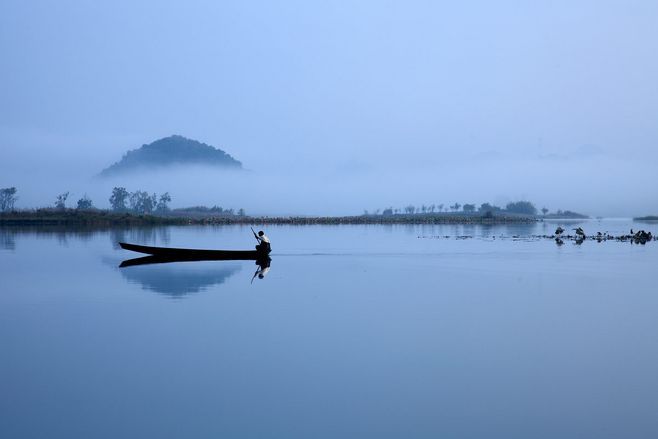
<box><xmin>119</xmin><ymin>242</ymin><xmax>269</xmax><ymax>260</ymax></box>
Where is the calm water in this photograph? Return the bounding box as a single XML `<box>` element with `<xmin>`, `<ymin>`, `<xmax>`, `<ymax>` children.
<box><xmin>1</xmin><ymin>220</ymin><xmax>658</xmax><ymax>439</ymax></box>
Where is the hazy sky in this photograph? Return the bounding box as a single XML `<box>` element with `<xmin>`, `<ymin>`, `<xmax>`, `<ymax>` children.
<box><xmin>1</xmin><ymin>0</ymin><xmax>657</xmax><ymax>215</ymax></box>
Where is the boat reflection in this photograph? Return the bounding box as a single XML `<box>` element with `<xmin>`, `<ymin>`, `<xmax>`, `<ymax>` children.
<box><xmin>120</xmin><ymin>254</ymin><xmax>271</xmax><ymax>268</ymax></box>
<box><xmin>118</xmin><ymin>256</ymin><xmax>272</xmax><ymax>297</ymax></box>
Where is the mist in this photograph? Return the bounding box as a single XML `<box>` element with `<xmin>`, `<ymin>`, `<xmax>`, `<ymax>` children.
<box><xmin>3</xmin><ymin>148</ymin><xmax>656</xmax><ymax>217</ymax></box>
<box><xmin>2</xmin><ymin>0</ymin><xmax>658</xmax><ymax>217</ymax></box>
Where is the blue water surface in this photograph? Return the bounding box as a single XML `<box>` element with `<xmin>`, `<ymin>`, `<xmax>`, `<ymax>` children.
<box><xmin>1</xmin><ymin>220</ymin><xmax>657</xmax><ymax>439</ymax></box>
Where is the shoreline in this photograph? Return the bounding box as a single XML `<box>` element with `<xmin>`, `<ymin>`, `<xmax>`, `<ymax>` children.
<box><xmin>0</xmin><ymin>209</ymin><xmax>542</xmax><ymax>227</ymax></box>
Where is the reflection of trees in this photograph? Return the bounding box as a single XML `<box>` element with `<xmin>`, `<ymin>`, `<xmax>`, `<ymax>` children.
<box><xmin>462</xmin><ymin>224</ymin><xmax>476</xmax><ymax>237</ymax></box>
<box><xmin>119</xmin><ymin>262</ymin><xmax>241</xmax><ymax>297</ymax></box>
<box><xmin>479</xmin><ymin>223</ymin><xmax>494</xmax><ymax>238</ymax></box>
<box><xmin>56</xmin><ymin>231</ymin><xmax>69</xmax><ymax>247</ymax></box>
<box><xmin>1</xmin><ymin>225</ymin><xmax>174</xmax><ymax>251</ymax></box>
<box><xmin>0</xmin><ymin>225</ymin><xmax>102</xmax><ymax>249</ymax></box>
<box><xmin>0</xmin><ymin>228</ymin><xmax>16</xmax><ymax>250</ymax></box>
<box><xmin>504</xmin><ymin>222</ymin><xmax>539</xmax><ymax>236</ymax></box>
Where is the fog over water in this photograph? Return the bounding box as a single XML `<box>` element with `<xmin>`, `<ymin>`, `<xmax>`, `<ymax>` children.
<box><xmin>2</xmin><ymin>1</ymin><xmax>658</xmax><ymax>216</ymax></box>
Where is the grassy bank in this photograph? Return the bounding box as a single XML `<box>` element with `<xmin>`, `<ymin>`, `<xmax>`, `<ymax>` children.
<box><xmin>1</xmin><ymin>209</ymin><xmax>538</xmax><ymax>227</ymax></box>
<box><xmin>0</xmin><ymin>209</ymin><xmax>187</xmax><ymax>226</ymax></box>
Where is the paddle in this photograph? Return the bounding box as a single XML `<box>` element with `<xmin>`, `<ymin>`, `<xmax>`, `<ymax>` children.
<box><xmin>251</xmin><ymin>227</ymin><xmax>259</xmax><ymax>242</ymax></box>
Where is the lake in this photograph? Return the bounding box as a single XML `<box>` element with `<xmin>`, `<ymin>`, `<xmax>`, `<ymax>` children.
<box><xmin>1</xmin><ymin>220</ymin><xmax>657</xmax><ymax>438</ymax></box>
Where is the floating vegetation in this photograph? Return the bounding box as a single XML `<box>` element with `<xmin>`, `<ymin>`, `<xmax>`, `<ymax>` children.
<box><xmin>419</xmin><ymin>230</ymin><xmax>656</xmax><ymax>245</ymax></box>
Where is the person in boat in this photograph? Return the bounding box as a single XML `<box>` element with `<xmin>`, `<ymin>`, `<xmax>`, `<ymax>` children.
<box><xmin>255</xmin><ymin>230</ymin><xmax>271</xmax><ymax>253</ymax></box>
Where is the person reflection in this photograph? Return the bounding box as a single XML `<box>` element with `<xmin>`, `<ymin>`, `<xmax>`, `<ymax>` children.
<box><xmin>251</xmin><ymin>258</ymin><xmax>271</xmax><ymax>283</ymax></box>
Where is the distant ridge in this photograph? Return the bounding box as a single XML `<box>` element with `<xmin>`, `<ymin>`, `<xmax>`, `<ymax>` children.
<box><xmin>99</xmin><ymin>135</ymin><xmax>242</xmax><ymax>177</ymax></box>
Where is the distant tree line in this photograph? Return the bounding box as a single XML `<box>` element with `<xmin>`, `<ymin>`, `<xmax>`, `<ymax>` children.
<box><xmin>173</xmin><ymin>205</ymin><xmax>245</xmax><ymax>216</ymax></box>
<box><xmin>1</xmin><ymin>187</ymin><xmax>96</xmax><ymax>212</ymax></box>
<box><xmin>46</xmin><ymin>191</ymin><xmax>95</xmax><ymax>210</ymax></box>
<box><xmin>371</xmin><ymin>202</ymin><xmax>586</xmax><ymax>217</ymax></box>
<box><xmin>109</xmin><ymin>187</ymin><xmax>171</xmax><ymax>214</ymax></box>
<box><xmin>369</xmin><ymin>201</ymin><xmax>541</xmax><ymax>216</ymax></box>
<box><xmin>109</xmin><ymin>187</ymin><xmax>245</xmax><ymax>216</ymax></box>
<box><xmin>2</xmin><ymin>186</ymin><xmax>246</xmax><ymax>217</ymax></box>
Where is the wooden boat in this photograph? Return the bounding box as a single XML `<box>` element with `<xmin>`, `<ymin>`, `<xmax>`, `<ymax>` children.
<box><xmin>119</xmin><ymin>242</ymin><xmax>270</xmax><ymax>260</ymax></box>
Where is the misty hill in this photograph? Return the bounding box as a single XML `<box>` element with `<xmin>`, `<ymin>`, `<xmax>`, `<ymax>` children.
<box><xmin>100</xmin><ymin>135</ymin><xmax>242</xmax><ymax>177</ymax></box>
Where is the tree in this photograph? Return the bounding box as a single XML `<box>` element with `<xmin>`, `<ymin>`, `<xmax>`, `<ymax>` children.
<box><xmin>129</xmin><ymin>191</ymin><xmax>156</xmax><ymax>214</ymax></box>
<box><xmin>110</xmin><ymin>187</ymin><xmax>129</xmax><ymax>211</ymax></box>
<box><xmin>149</xmin><ymin>192</ymin><xmax>157</xmax><ymax>213</ymax></box>
<box><xmin>478</xmin><ymin>203</ymin><xmax>500</xmax><ymax>213</ymax></box>
<box><xmin>156</xmin><ymin>192</ymin><xmax>171</xmax><ymax>212</ymax></box>
<box><xmin>382</xmin><ymin>208</ymin><xmax>393</xmax><ymax>216</ymax></box>
<box><xmin>421</xmin><ymin>205</ymin><xmax>427</xmax><ymax>214</ymax></box>
<box><xmin>148</xmin><ymin>192</ymin><xmax>157</xmax><ymax>213</ymax></box>
<box><xmin>429</xmin><ymin>204</ymin><xmax>436</xmax><ymax>213</ymax></box>
<box><xmin>238</xmin><ymin>208</ymin><xmax>246</xmax><ymax>216</ymax></box>
<box><xmin>404</xmin><ymin>205</ymin><xmax>416</xmax><ymax>214</ymax></box>
<box><xmin>463</xmin><ymin>203</ymin><xmax>476</xmax><ymax>213</ymax></box>
<box><xmin>76</xmin><ymin>195</ymin><xmax>93</xmax><ymax>210</ymax></box>
<box><xmin>0</xmin><ymin>187</ymin><xmax>18</xmax><ymax>212</ymax></box>
<box><xmin>541</xmin><ymin>207</ymin><xmax>549</xmax><ymax>216</ymax></box>
<box><xmin>506</xmin><ymin>201</ymin><xmax>537</xmax><ymax>215</ymax></box>
<box><xmin>450</xmin><ymin>203</ymin><xmax>461</xmax><ymax>212</ymax></box>
<box><xmin>438</xmin><ymin>203</ymin><xmax>444</xmax><ymax>212</ymax></box>
<box><xmin>55</xmin><ymin>192</ymin><xmax>69</xmax><ymax>209</ymax></box>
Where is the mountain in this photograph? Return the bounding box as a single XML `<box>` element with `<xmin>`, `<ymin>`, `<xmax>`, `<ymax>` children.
<box><xmin>99</xmin><ymin>135</ymin><xmax>242</xmax><ymax>177</ymax></box>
